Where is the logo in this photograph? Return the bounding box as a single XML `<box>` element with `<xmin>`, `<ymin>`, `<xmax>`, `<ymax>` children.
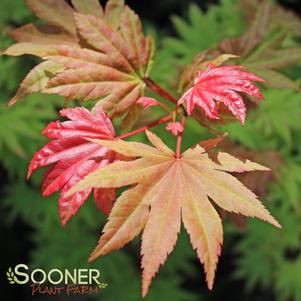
<box><xmin>6</xmin><ymin>267</ymin><xmax>17</xmax><ymax>284</ymax></box>
<box><xmin>6</xmin><ymin>264</ymin><xmax>108</xmax><ymax>296</ymax></box>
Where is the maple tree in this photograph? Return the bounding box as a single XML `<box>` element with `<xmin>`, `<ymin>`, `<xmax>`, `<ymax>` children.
<box><xmin>2</xmin><ymin>0</ymin><xmax>283</xmax><ymax>297</ymax></box>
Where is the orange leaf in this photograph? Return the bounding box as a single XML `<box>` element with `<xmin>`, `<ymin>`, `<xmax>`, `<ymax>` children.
<box><xmin>71</xmin><ymin>0</ymin><xmax>104</xmax><ymax>18</ymax></box>
<box><xmin>26</xmin><ymin>0</ymin><xmax>76</xmax><ymax>35</ymax></box>
<box><xmin>3</xmin><ymin>0</ymin><xmax>154</xmax><ymax>117</ymax></box>
<box><xmin>68</xmin><ymin>130</ymin><xmax>280</xmax><ymax>296</ymax></box>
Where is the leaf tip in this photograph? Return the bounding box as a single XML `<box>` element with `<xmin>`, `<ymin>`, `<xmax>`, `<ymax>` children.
<box><xmin>60</xmin><ymin>219</ymin><xmax>67</xmax><ymax>228</ymax></box>
<box><xmin>272</xmin><ymin>219</ymin><xmax>282</xmax><ymax>229</ymax></box>
<box><xmin>207</xmin><ymin>282</ymin><xmax>214</xmax><ymax>290</ymax></box>
<box><xmin>87</xmin><ymin>256</ymin><xmax>94</xmax><ymax>263</ymax></box>
<box><xmin>141</xmin><ymin>281</ymin><xmax>150</xmax><ymax>299</ymax></box>
<box><xmin>205</xmin><ymin>265</ymin><xmax>217</xmax><ymax>291</ymax></box>
<box><xmin>8</xmin><ymin>97</ymin><xmax>18</xmax><ymax>107</ymax></box>
<box><xmin>262</xmin><ymin>213</ymin><xmax>281</xmax><ymax>229</ymax></box>
<box><xmin>88</xmin><ymin>249</ymin><xmax>100</xmax><ymax>263</ymax></box>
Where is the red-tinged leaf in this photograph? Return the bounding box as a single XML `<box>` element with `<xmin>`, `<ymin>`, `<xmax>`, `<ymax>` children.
<box><xmin>2</xmin><ymin>42</ymin><xmax>60</xmax><ymax>57</ymax></box>
<box><xmin>166</xmin><ymin>122</ymin><xmax>183</xmax><ymax>136</ymax></box>
<box><xmin>3</xmin><ymin>24</ymin><xmax>78</xmax><ymax>58</ymax></box>
<box><xmin>9</xmin><ymin>24</ymin><xmax>77</xmax><ymax>45</ymax></box>
<box><xmin>28</xmin><ymin>106</ymin><xmax>117</xmax><ymax>225</ymax></box>
<box><xmin>241</xmin><ymin>1</ymin><xmax>271</xmax><ymax>57</ymax></box>
<box><xmin>182</xmin><ymin>161</ymin><xmax>279</xmax><ymax>228</ymax></box>
<box><xmin>94</xmin><ymin>188</ymin><xmax>116</xmax><ymax>216</ymax></box>
<box><xmin>219</xmin><ymin>140</ymin><xmax>283</xmax><ymax>197</ymax></box>
<box><xmin>71</xmin><ymin>0</ymin><xmax>104</xmax><ymax>18</ymax></box>
<box><xmin>25</xmin><ymin>0</ymin><xmax>76</xmax><ymax>35</ymax></box>
<box><xmin>74</xmin><ymin>13</ymin><xmax>134</xmax><ymax>73</ymax></box>
<box><xmin>104</xmin><ymin>0</ymin><xmax>125</xmax><ymax>30</ymax></box>
<box><xmin>87</xmin><ymin>137</ymin><xmax>170</xmax><ymax>159</ymax></box>
<box><xmin>141</xmin><ymin>163</ymin><xmax>183</xmax><ymax>297</ymax></box>
<box><xmin>68</xmin><ymin>131</ymin><xmax>280</xmax><ymax>296</ymax></box>
<box><xmin>58</xmin><ymin>158</ymin><xmax>107</xmax><ymax>226</ymax></box>
<box><xmin>145</xmin><ymin>130</ymin><xmax>174</xmax><ymax>156</ymax></box>
<box><xmin>198</xmin><ymin>136</ymin><xmax>225</xmax><ymax>152</ymax></box>
<box><xmin>120</xmin><ymin>6</ymin><xmax>149</xmax><ymax>75</ymax></box>
<box><xmin>216</xmin><ymin>152</ymin><xmax>270</xmax><ymax>173</ymax></box>
<box><xmin>178</xmin><ymin>64</ymin><xmax>264</xmax><ymax>124</ymax></box>
<box><xmin>137</xmin><ymin>97</ymin><xmax>159</xmax><ymax>109</ymax></box>
<box><xmin>181</xmin><ymin>166</ymin><xmax>223</xmax><ymax>290</ymax></box>
<box><xmin>88</xmin><ymin>182</ymin><xmax>152</xmax><ymax>260</ymax></box>
<box><xmin>46</xmin><ymin>66</ymin><xmax>135</xmax><ymax>98</ymax></box>
<box><xmin>8</xmin><ymin>60</ymin><xmax>64</xmax><ymax>106</ymax></box>
<box><xmin>68</xmin><ymin>157</ymin><xmax>173</xmax><ymax>190</ymax></box>
<box><xmin>178</xmin><ymin>53</ymin><xmax>238</xmax><ymax>93</ymax></box>
<box><xmin>45</xmin><ymin>46</ymin><xmax>144</xmax><ymax>117</ymax></box>
<box><xmin>45</xmin><ymin>45</ymin><xmax>113</xmax><ymax>70</ymax></box>
<box><xmin>4</xmin><ymin>0</ymin><xmax>153</xmax><ymax>115</ymax></box>
<box><xmin>210</xmin><ymin>2</ymin><xmax>301</xmax><ymax>92</ymax></box>
<box><xmin>45</xmin><ymin>66</ymin><xmax>142</xmax><ymax>117</ymax></box>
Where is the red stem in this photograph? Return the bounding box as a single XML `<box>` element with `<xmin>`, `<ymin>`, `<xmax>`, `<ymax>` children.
<box><xmin>118</xmin><ymin>78</ymin><xmax>188</xmax><ymax>156</ymax></box>
<box><xmin>118</xmin><ymin>114</ymin><xmax>172</xmax><ymax>140</ymax></box>
<box><xmin>143</xmin><ymin>77</ymin><xmax>178</xmax><ymax>104</ymax></box>
<box><xmin>176</xmin><ymin>116</ymin><xmax>187</xmax><ymax>159</ymax></box>
<box><xmin>157</xmin><ymin>101</ymin><xmax>172</xmax><ymax>114</ymax></box>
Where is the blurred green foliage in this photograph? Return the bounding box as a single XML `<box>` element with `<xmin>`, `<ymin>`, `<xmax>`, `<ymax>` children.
<box><xmin>1</xmin><ymin>1</ymin><xmax>301</xmax><ymax>301</ymax></box>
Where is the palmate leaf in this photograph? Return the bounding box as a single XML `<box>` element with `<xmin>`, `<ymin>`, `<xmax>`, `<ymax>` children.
<box><xmin>8</xmin><ymin>60</ymin><xmax>64</xmax><ymax>106</ymax></box>
<box><xmin>178</xmin><ymin>64</ymin><xmax>264</xmax><ymax>124</ymax></box>
<box><xmin>180</xmin><ymin>1</ymin><xmax>301</xmax><ymax>95</ymax></box>
<box><xmin>25</xmin><ymin>0</ymin><xmax>77</xmax><ymax>35</ymax></box>
<box><xmin>2</xmin><ymin>0</ymin><xmax>154</xmax><ymax>117</ymax></box>
<box><xmin>71</xmin><ymin>0</ymin><xmax>104</xmax><ymax>18</ymax></box>
<box><xmin>68</xmin><ymin>130</ymin><xmax>280</xmax><ymax>297</ymax></box>
<box><xmin>27</xmin><ymin>106</ymin><xmax>118</xmax><ymax>226</ymax></box>
<box><xmin>214</xmin><ymin>139</ymin><xmax>282</xmax><ymax>228</ymax></box>
<box><xmin>216</xmin><ymin>1</ymin><xmax>301</xmax><ymax>91</ymax></box>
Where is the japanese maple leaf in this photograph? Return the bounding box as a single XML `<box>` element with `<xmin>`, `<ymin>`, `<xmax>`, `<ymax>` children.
<box><xmin>137</xmin><ymin>97</ymin><xmax>159</xmax><ymax>109</ymax></box>
<box><xmin>178</xmin><ymin>64</ymin><xmax>264</xmax><ymax>124</ymax></box>
<box><xmin>27</xmin><ymin>106</ymin><xmax>117</xmax><ymax>226</ymax></box>
<box><xmin>166</xmin><ymin>122</ymin><xmax>183</xmax><ymax>136</ymax></box>
<box><xmin>68</xmin><ymin>130</ymin><xmax>280</xmax><ymax>297</ymax></box>
<box><xmin>3</xmin><ymin>0</ymin><xmax>154</xmax><ymax>118</ymax></box>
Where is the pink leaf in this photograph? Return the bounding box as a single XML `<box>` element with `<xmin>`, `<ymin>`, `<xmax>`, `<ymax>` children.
<box><xmin>94</xmin><ymin>188</ymin><xmax>116</xmax><ymax>216</ymax></box>
<box><xmin>165</xmin><ymin>122</ymin><xmax>183</xmax><ymax>136</ymax></box>
<box><xmin>27</xmin><ymin>106</ymin><xmax>117</xmax><ymax>226</ymax></box>
<box><xmin>137</xmin><ymin>97</ymin><xmax>159</xmax><ymax>109</ymax></box>
<box><xmin>178</xmin><ymin>64</ymin><xmax>264</xmax><ymax>124</ymax></box>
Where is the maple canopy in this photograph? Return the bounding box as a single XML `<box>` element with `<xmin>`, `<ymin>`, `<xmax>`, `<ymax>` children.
<box><xmin>68</xmin><ymin>130</ymin><xmax>280</xmax><ymax>296</ymax></box>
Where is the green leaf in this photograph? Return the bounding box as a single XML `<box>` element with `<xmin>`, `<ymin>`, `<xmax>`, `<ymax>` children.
<box><xmin>253</xmin><ymin>69</ymin><xmax>299</xmax><ymax>91</ymax></box>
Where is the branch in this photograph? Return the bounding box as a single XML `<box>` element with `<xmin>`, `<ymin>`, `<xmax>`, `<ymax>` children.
<box><xmin>143</xmin><ymin>77</ymin><xmax>178</xmax><ymax>104</ymax></box>
<box><xmin>176</xmin><ymin>116</ymin><xmax>187</xmax><ymax>159</ymax></box>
